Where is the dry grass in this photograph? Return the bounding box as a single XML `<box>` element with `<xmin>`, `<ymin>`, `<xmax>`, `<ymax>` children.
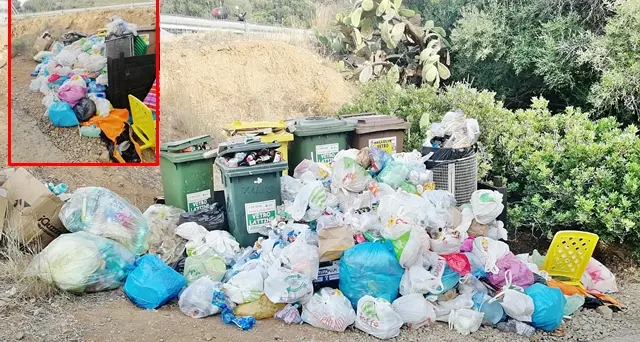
<box><xmin>160</xmin><ymin>30</ymin><xmax>357</xmax><ymax>144</ymax></box>
<box><xmin>312</xmin><ymin>0</ymin><xmax>353</xmax><ymax>34</ymax></box>
<box><xmin>0</xmin><ymin>214</ymin><xmax>62</xmax><ymax>312</ymax></box>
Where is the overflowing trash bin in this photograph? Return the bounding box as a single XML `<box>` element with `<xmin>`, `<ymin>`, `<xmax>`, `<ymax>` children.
<box><xmin>216</xmin><ymin>140</ymin><xmax>288</xmax><ymax>247</ymax></box>
<box><xmin>223</xmin><ymin>121</ymin><xmax>294</xmax><ymax>175</ymax></box>
<box><xmin>340</xmin><ymin>113</ymin><xmax>411</xmax><ymax>155</ymax></box>
<box><xmin>160</xmin><ymin>135</ymin><xmax>217</xmax><ymax>212</ymax></box>
<box><xmin>287</xmin><ymin>116</ymin><xmax>354</xmax><ymax>170</ymax></box>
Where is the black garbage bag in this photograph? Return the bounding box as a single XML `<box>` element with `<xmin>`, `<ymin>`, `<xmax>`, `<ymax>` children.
<box><xmin>74</xmin><ymin>98</ymin><xmax>97</xmax><ymax>122</ymax></box>
<box><xmin>101</xmin><ymin>126</ymin><xmax>142</xmax><ymax>163</ymax></box>
<box><xmin>178</xmin><ymin>200</ymin><xmax>226</xmax><ymax>231</ymax></box>
<box><xmin>422</xmin><ymin>138</ymin><xmax>477</xmax><ymax>169</ymax></box>
<box><xmin>171</xmin><ymin>257</ymin><xmax>186</xmax><ymax>274</ymax></box>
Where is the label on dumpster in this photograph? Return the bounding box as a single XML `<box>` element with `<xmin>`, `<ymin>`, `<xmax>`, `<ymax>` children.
<box><xmin>315</xmin><ymin>143</ymin><xmax>339</xmax><ymax>163</ymax></box>
<box><xmin>140</xmin><ymin>34</ymin><xmax>150</xmax><ymax>45</ymax></box>
<box><xmin>245</xmin><ymin>199</ymin><xmax>276</xmax><ymax>233</ymax></box>
<box><xmin>369</xmin><ymin>136</ymin><xmax>397</xmax><ymax>154</ymax></box>
<box><xmin>314</xmin><ymin>260</ymin><xmax>340</xmax><ymax>283</ymax></box>
<box><xmin>186</xmin><ymin>190</ymin><xmax>211</xmax><ymax>212</ymax></box>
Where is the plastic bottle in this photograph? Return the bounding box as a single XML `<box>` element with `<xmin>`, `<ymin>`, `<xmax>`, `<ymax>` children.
<box><xmin>496</xmin><ymin>320</ymin><xmax>536</xmax><ymax>337</ymax></box>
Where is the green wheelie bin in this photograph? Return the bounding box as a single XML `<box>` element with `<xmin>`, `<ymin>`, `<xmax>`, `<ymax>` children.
<box><xmin>159</xmin><ymin>135</ymin><xmax>216</xmax><ymax>212</ymax></box>
<box><xmin>288</xmin><ymin>116</ymin><xmax>355</xmax><ymax>170</ymax></box>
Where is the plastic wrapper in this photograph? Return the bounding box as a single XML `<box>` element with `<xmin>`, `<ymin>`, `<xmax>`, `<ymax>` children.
<box><xmin>178</xmin><ymin>202</ymin><xmax>226</xmax><ymax>231</ymax></box>
<box><xmin>179</xmin><ymin>276</ymin><xmax>224</xmax><ymax>318</ymax></box>
<box><xmin>123</xmin><ymin>254</ymin><xmax>186</xmax><ymax>309</ymax></box>
<box><xmin>221</xmin><ymin>307</ymin><xmax>256</xmax><ymax>330</ymax></box>
<box><xmin>73</xmin><ymin>98</ymin><xmax>96</xmax><ymax>122</ymax></box>
<box><xmin>369</xmin><ymin>147</ymin><xmax>392</xmax><ymax>175</ymax></box>
<box><xmin>339</xmin><ymin>242</ymin><xmax>404</xmax><ymax>307</ymax></box>
<box><xmin>355</xmin><ymin>296</ymin><xmax>403</xmax><ymax>339</ymax></box>
<box><xmin>234</xmin><ymin>294</ymin><xmax>285</xmax><ymax>319</ymax></box>
<box><xmin>376</xmin><ymin>161</ymin><xmax>410</xmax><ymax>189</ymax></box>
<box><xmin>59</xmin><ymin>187</ymin><xmax>150</xmax><ymax>255</ymax></box>
<box><xmin>275</xmin><ymin>304</ymin><xmax>303</xmax><ymax>324</ymax></box>
<box><xmin>301</xmin><ymin>288</ymin><xmax>356</xmax><ymax>332</ymax></box>
<box><xmin>184</xmin><ymin>255</ymin><xmax>226</xmax><ymax>285</ymax></box>
<box><xmin>25</xmin><ymin>231</ymin><xmax>135</xmax><ymax>294</ymax></box>
<box><xmin>143</xmin><ymin>204</ymin><xmax>186</xmax><ymax>265</ymax></box>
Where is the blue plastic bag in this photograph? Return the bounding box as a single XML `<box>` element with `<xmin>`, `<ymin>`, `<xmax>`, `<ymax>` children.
<box><xmin>429</xmin><ymin>265</ymin><xmax>461</xmax><ymax>295</ymax></box>
<box><xmin>49</xmin><ymin>102</ymin><xmax>79</xmax><ymax>127</ymax></box>
<box><xmin>524</xmin><ymin>283</ymin><xmax>567</xmax><ymax>331</ymax></box>
<box><xmin>339</xmin><ymin>242</ymin><xmax>404</xmax><ymax>308</ymax></box>
<box><xmin>221</xmin><ymin>308</ymin><xmax>256</xmax><ymax>330</ymax></box>
<box><xmin>124</xmin><ymin>254</ymin><xmax>186</xmax><ymax>309</ymax></box>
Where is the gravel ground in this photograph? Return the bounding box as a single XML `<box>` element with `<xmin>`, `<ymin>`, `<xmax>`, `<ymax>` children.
<box><xmin>0</xmin><ymin>277</ymin><xmax>638</xmax><ymax>342</ymax></box>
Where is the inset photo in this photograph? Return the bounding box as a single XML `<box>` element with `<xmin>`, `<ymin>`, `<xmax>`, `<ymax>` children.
<box><xmin>9</xmin><ymin>1</ymin><xmax>158</xmax><ymax>165</ymax></box>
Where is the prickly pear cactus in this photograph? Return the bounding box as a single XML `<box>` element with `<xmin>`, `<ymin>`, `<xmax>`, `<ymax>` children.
<box><xmin>316</xmin><ymin>0</ymin><xmax>451</xmax><ymax>87</ymax></box>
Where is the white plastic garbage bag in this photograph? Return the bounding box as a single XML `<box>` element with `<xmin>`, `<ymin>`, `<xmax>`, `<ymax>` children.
<box><xmin>472</xmin><ymin>237</ymin><xmax>510</xmax><ymax>274</ymax></box>
<box><xmin>400</xmin><ymin>261</ymin><xmax>444</xmax><ymax>295</ymax></box>
<box><xmin>179</xmin><ymin>276</ymin><xmax>223</xmax><ymax>318</ymax></box>
<box><xmin>434</xmin><ymin>292</ymin><xmax>474</xmax><ymax>322</ymax></box>
<box><xmin>490</xmin><ymin>271</ymin><xmax>534</xmax><ymax>322</ymax></box>
<box><xmin>392</xmin><ymin>294</ymin><xmax>436</xmax><ymax>329</ymax></box>
<box><xmin>471</xmin><ymin>190</ymin><xmax>504</xmax><ymax>224</ymax></box>
<box><xmin>203</xmin><ymin>231</ymin><xmax>240</xmax><ymax>264</ymax></box>
<box><xmin>55</xmin><ymin>50</ymin><xmax>77</xmax><ymax>66</ymax></box>
<box><xmin>223</xmin><ymin>270</ymin><xmax>264</xmax><ymax>304</ymax></box>
<box><xmin>264</xmin><ymin>265</ymin><xmax>313</xmax><ymax>304</ymax></box>
<box><xmin>333</xmin><ymin>149</ymin><xmax>359</xmax><ymax>163</ymax></box>
<box><xmin>355</xmin><ymin>296</ymin><xmax>404</xmax><ymax>340</ymax></box>
<box><xmin>430</xmin><ymin>231</ymin><xmax>463</xmax><ymax>255</ymax></box>
<box><xmin>34</xmin><ymin>51</ymin><xmax>52</xmax><ymax>62</ymax></box>
<box><xmin>54</xmin><ymin>66</ymin><xmax>72</xmax><ymax>77</ymax></box>
<box><xmin>378</xmin><ymin>192</ymin><xmax>429</xmax><ymax>229</ymax></box>
<box><xmin>290</xmin><ymin>181</ymin><xmax>326</xmax><ymax>221</ymax></box>
<box><xmin>176</xmin><ymin>222</ymin><xmax>208</xmax><ymax>241</ymax></box>
<box><xmin>84</xmin><ymin>55</ymin><xmax>108</xmax><ymax>72</ymax></box>
<box><xmin>301</xmin><ymin>288</ymin><xmax>356</xmax><ymax>332</ymax></box>
<box><xmin>281</xmin><ymin>175</ymin><xmax>302</xmax><ymax>202</ymax></box>
<box><xmin>280</xmin><ymin>235</ymin><xmax>320</xmax><ymax>279</ymax></box>
<box><xmin>448</xmin><ymin>309</ymin><xmax>484</xmax><ymax>335</ymax></box>
<box><xmin>390</xmin><ymin>225</ymin><xmax>429</xmax><ymax>268</ymax></box>
<box><xmin>96</xmin><ymin>73</ymin><xmax>109</xmax><ymax>86</ymax></box>
<box><xmin>488</xmin><ymin>220</ymin><xmax>508</xmax><ymax>241</ymax></box>
<box><xmin>331</xmin><ymin>157</ymin><xmax>371</xmax><ymax>193</ymax></box>
<box><xmin>30</xmin><ymin>76</ymin><xmax>45</xmax><ymax>92</ymax></box>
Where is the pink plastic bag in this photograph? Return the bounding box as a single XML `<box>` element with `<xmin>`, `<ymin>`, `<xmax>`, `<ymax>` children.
<box><xmin>460</xmin><ymin>237</ymin><xmax>474</xmax><ymax>253</ymax></box>
<box><xmin>58</xmin><ymin>84</ymin><xmax>87</xmax><ymax>107</ymax></box>
<box><xmin>488</xmin><ymin>252</ymin><xmax>534</xmax><ymax>288</ymax></box>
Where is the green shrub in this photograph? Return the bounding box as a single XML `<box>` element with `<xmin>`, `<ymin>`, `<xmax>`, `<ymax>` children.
<box><xmin>340</xmin><ymin>80</ymin><xmax>640</xmax><ymax>254</ymax></box>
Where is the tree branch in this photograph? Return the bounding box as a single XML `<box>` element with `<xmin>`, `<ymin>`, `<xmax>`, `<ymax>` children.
<box><xmin>396</xmin><ymin>15</ymin><xmax>425</xmax><ymax>50</ymax></box>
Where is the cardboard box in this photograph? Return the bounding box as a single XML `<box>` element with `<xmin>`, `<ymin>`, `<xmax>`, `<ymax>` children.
<box><xmin>34</xmin><ymin>31</ymin><xmax>53</xmax><ymax>52</ymax></box>
<box><xmin>137</xmin><ymin>25</ymin><xmax>156</xmax><ymax>55</ymax></box>
<box><xmin>1</xmin><ymin>168</ymin><xmax>67</xmax><ymax>249</ymax></box>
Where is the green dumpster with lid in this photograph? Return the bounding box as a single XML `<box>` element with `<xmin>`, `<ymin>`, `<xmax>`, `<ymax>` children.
<box><xmin>340</xmin><ymin>112</ymin><xmax>411</xmax><ymax>155</ymax></box>
<box><xmin>160</xmin><ymin>135</ymin><xmax>216</xmax><ymax>212</ymax></box>
<box><xmin>287</xmin><ymin>116</ymin><xmax>355</xmax><ymax>170</ymax></box>
<box><xmin>216</xmin><ymin>140</ymin><xmax>287</xmax><ymax>247</ymax></box>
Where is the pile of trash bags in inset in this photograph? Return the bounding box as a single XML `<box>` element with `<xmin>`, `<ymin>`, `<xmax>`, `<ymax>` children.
<box><xmin>23</xmin><ymin>146</ymin><xmax>622</xmax><ymax>338</ymax></box>
<box><xmin>28</xmin><ymin>16</ymin><xmax>139</xmax><ymax>134</ymax></box>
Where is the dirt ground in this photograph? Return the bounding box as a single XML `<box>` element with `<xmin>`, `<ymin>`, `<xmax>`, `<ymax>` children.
<box><xmin>10</xmin><ymin>8</ymin><xmax>156</xmax><ymax>163</ymax></box>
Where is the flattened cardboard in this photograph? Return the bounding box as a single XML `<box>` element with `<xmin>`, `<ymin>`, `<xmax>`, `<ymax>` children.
<box><xmin>1</xmin><ymin>168</ymin><xmax>67</xmax><ymax>249</ymax></box>
<box><xmin>318</xmin><ymin>226</ymin><xmax>354</xmax><ymax>262</ymax></box>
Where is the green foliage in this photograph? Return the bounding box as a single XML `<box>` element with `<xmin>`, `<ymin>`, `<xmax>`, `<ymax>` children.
<box><xmin>580</xmin><ymin>0</ymin><xmax>640</xmax><ymax>124</ymax></box>
<box><xmin>340</xmin><ymin>79</ymin><xmax>640</xmax><ymax>251</ymax></box>
<box><xmin>316</xmin><ymin>0</ymin><xmax>451</xmax><ymax>87</ymax></box>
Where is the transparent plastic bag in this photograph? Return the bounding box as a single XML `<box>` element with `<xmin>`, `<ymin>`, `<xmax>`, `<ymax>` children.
<box><xmin>264</xmin><ymin>265</ymin><xmax>313</xmax><ymax>304</ymax></box>
<box><xmin>143</xmin><ymin>204</ymin><xmax>186</xmax><ymax>264</ymax></box>
<box><xmin>179</xmin><ymin>276</ymin><xmax>224</xmax><ymax>318</ymax></box>
<box><xmin>275</xmin><ymin>304</ymin><xmax>303</xmax><ymax>324</ymax></box>
<box><xmin>392</xmin><ymin>293</ymin><xmax>436</xmax><ymax>329</ymax></box>
<box><xmin>223</xmin><ymin>270</ymin><xmax>264</xmax><ymax>304</ymax></box>
<box><xmin>25</xmin><ymin>231</ymin><xmax>135</xmax><ymax>294</ymax></box>
<box><xmin>59</xmin><ymin>187</ymin><xmax>150</xmax><ymax>255</ymax></box>
<box><xmin>184</xmin><ymin>255</ymin><xmax>226</xmax><ymax>285</ymax></box>
<box><xmin>400</xmin><ymin>259</ymin><xmax>444</xmax><ymax>295</ymax></box>
<box><xmin>281</xmin><ymin>175</ymin><xmax>302</xmax><ymax>202</ymax></box>
<box><xmin>301</xmin><ymin>288</ymin><xmax>356</xmax><ymax>332</ymax></box>
<box><xmin>376</xmin><ymin>161</ymin><xmax>410</xmax><ymax>189</ymax></box>
<box><xmin>280</xmin><ymin>235</ymin><xmax>320</xmax><ymax>279</ymax></box>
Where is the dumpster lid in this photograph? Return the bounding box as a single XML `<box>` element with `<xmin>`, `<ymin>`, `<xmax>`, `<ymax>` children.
<box><xmin>224</xmin><ymin>120</ymin><xmax>287</xmax><ymax>133</ymax></box>
<box><xmin>290</xmin><ymin>116</ymin><xmax>354</xmax><ymax>137</ymax></box>
<box><xmin>217</xmin><ymin>140</ymin><xmax>282</xmax><ymax>157</ymax></box>
<box><xmin>340</xmin><ymin>113</ymin><xmax>411</xmax><ymax>134</ymax></box>
<box><xmin>161</xmin><ymin>135</ymin><xmax>212</xmax><ymax>152</ymax></box>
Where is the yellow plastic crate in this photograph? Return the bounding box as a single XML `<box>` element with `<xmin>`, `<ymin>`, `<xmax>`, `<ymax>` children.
<box><xmin>224</xmin><ymin>121</ymin><xmax>294</xmax><ymax>175</ymax></box>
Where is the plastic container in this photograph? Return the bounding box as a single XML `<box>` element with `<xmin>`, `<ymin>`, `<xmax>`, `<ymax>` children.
<box><xmin>224</xmin><ymin>121</ymin><xmax>294</xmax><ymax>175</ymax></box>
<box><xmin>160</xmin><ymin>135</ymin><xmax>216</xmax><ymax>212</ymax></box>
<box><xmin>288</xmin><ymin>116</ymin><xmax>354</xmax><ymax>169</ymax></box>
<box><xmin>340</xmin><ymin>113</ymin><xmax>411</xmax><ymax>154</ymax></box>
<box><xmin>216</xmin><ymin>141</ymin><xmax>287</xmax><ymax>247</ymax></box>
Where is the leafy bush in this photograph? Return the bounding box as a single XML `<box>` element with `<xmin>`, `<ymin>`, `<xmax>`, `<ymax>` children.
<box><xmin>340</xmin><ymin>80</ymin><xmax>640</xmax><ymax>253</ymax></box>
<box><xmin>580</xmin><ymin>0</ymin><xmax>640</xmax><ymax>124</ymax></box>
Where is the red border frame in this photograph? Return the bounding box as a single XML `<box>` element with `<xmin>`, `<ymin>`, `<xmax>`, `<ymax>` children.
<box><xmin>7</xmin><ymin>1</ymin><xmax>161</xmax><ymax>167</ymax></box>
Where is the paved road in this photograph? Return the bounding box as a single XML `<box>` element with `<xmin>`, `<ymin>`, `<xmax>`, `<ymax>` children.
<box><xmin>13</xmin><ymin>2</ymin><xmax>154</xmax><ymax>19</ymax></box>
<box><xmin>160</xmin><ymin>14</ymin><xmax>313</xmax><ymax>36</ymax></box>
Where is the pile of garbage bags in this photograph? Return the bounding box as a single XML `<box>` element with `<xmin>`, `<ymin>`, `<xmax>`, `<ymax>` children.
<box><xmin>23</xmin><ymin>146</ymin><xmax>621</xmax><ymax>338</ymax></box>
<box><xmin>28</xmin><ymin>16</ymin><xmax>140</xmax><ymax>132</ymax></box>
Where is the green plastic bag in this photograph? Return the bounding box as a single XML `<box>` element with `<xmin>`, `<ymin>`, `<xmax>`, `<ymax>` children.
<box><xmin>184</xmin><ymin>255</ymin><xmax>226</xmax><ymax>285</ymax></box>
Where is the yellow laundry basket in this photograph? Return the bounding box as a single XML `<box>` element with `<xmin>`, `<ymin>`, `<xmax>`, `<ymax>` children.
<box><xmin>224</xmin><ymin>121</ymin><xmax>294</xmax><ymax>175</ymax></box>
<box><xmin>541</xmin><ymin>231</ymin><xmax>599</xmax><ymax>288</ymax></box>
